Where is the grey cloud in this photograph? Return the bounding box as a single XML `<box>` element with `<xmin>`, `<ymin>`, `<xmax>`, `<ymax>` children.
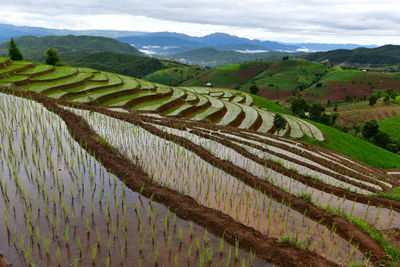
<box><xmin>2</xmin><ymin>0</ymin><xmax>400</xmax><ymax>44</ymax></box>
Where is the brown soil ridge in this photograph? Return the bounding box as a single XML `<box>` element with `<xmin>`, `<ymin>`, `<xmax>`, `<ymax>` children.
<box><xmin>238</xmin><ymin>96</ymin><xmax>247</xmax><ymax>104</ymax></box>
<box><xmin>15</xmin><ymin>63</ymin><xmax>36</xmax><ymax>74</ymax></box>
<box><xmin>90</xmin><ymin>74</ymin><xmax>110</xmax><ymax>83</ymax></box>
<box><xmin>0</xmin><ymin>88</ymin><xmax>340</xmax><ymax>267</ymax></box>
<box><xmin>29</xmin><ymin>65</ymin><xmax>56</xmax><ymax>78</ymax></box>
<box><xmin>41</xmin><ymin>73</ymin><xmax>94</xmax><ymax>95</ymax></box>
<box><xmin>126</xmin><ymin>87</ymin><xmax>173</xmax><ymax>109</ymax></box>
<box><xmin>209</xmin><ymin>131</ymin><xmax>384</xmax><ymax>193</ymax></box>
<box><xmin>207</xmin><ymin>106</ymin><xmax>228</xmax><ymax>123</ymax></box>
<box><xmin>135</xmin><ymin>120</ymin><xmax>386</xmax><ymax>265</ymax></box>
<box><xmin>157</xmin><ymin>93</ymin><xmax>188</xmax><ymax>113</ymax></box>
<box><xmin>0</xmin><ymin>251</ymin><xmax>8</xmax><ymax>267</ymax></box>
<box><xmin>30</xmin><ymin>69</ymin><xmax>79</xmax><ymax>83</ymax></box>
<box><xmin>179</xmin><ymin>101</ymin><xmax>211</xmax><ymax>118</ymax></box>
<box><xmin>61</xmin><ymin>76</ymin><xmax>125</xmax><ymax>100</ymax></box>
<box><xmin>0</xmin><ymin>60</ymin><xmax>12</xmax><ymax>69</ymax></box>
<box><xmin>146</xmin><ymin>109</ymin><xmax>390</xmax><ymax>185</ymax></box>
<box><xmin>184</xmin><ymin>93</ymin><xmax>200</xmax><ymax>105</ymax></box>
<box><xmin>250</xmin><ymin>112</ymin><xmax>263</xmax><ymax>131</ymax></box>
<box><xmin>264</xmin><ymin>131</ymin><xmax>388</xmax><ymax>180</ymax></box>
<box><xmin>0</xmin><ymin>63</ymin><xmax>35</xmax><ymax>78</ymax></box>
<box><xmin>186</xmin><ymin>127</ymin><xmax>400</xmax><ymax>213</ymax></box>
<box><xmin>235</xmin><ymin>130</ymin><xmax>391</xmax><ymax>186</ymax></box>
<box><xmin>321</xmin><ymin>149</ymin><xmax>388</xmax><ymax>179</ymax></box>
<box><xmin>228</xmin><ymin>107</ymin><xmax>246</xmax><ymax>128</ymax></box>
<box><xmin>44</xmin><ymin>99</ymin><xmax>387</xmax><ymax>265</ymax></box>
<box><xmin>136</xmin><ymin>111</ymin><xmax>389</xmax><ymax>186</ymax></box>
<box><xmin>92</xmin><ymin>88</ymin><xmax>146</xmax><ymax>106</ymax></box>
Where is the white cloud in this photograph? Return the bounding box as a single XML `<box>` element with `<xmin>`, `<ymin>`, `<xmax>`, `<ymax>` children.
<box><xmin>1</xmin><ymin>0</ymin><xmax>400</xmax><ymax>44</ymax></box>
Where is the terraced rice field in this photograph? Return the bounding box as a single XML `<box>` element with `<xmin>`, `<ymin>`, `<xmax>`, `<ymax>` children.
<box><xmin>0</xmin><ymin>58</ymin><xmax>324</xmax><ymax>141</ymax></box>
<box><xmin>1</xmin><ymin>59</ymin><xmax>400</xmax><ymax>266</ymax></box>
<box><xmin>0</xmin><ymin>87</ymin><xmax>399</xmax><ymax>266</ymax></box>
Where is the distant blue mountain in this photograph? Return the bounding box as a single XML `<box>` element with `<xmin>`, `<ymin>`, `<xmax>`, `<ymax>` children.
<box><xmin>117</xmin><ymin>32</ymin><xmax>377</xmax><ymax>55</ymax></box>
<box><xmin>0</xmin><ymin>23</ymin><xmax>377</xmax><ymax>56</ymax></box>
<box><xmin>293</xmin><ymin>43</ymin><xmax>377</xmax><ymax>51</ymax></box>
<box><xmin>117</xmin><ymin>32</ymin><xmax>305</xmax><ymax>55</ymax></box>
<box><xmin>0</xmin><ymin>23</ymin><xmax>145</xmax><ymax>39</ymax></box>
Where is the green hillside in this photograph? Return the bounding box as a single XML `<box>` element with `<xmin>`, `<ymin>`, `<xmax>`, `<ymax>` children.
<box><xmin>305</xmin><ymin>121</ymin><xmax>400</xmax><ymax>168</ymax></box>
<box><xmin>305</xmin><ymin>68</ymin><xmax>400</xmax><ymax>102</ymax></box>
<box><xmin>145</xmin><ymin>66</ymin><xmax>205</xmax><ymax>86</ymax></box>
<box><xmin>1</xmin><ymin>57</ymin><xmax>400</xmax><ymax>168</ymax></box>
<box><xmin>0</xmin><ymin>35</ymin><xmax>144</xmax><ymax>61</ymax></box>
<box><xmin>146</xmin><ymin>59</ymin><xmax>400</xmax><ymax>103</ymax></box>
<box><xmin>379</xmin><ymin>116</ymin><xmax>400</xmax><ymax>140</ymax></box>
<box><xmin>303</xmin><ymin>44</ymin><xmax>400</xmax><ymax>66</ymax></box>
<box><xmin>61</xmin><ymin>51</ymin><xmax>165</xmax><ymax>78</ymax></box>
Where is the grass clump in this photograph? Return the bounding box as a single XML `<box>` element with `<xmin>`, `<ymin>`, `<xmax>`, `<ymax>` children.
<box><xmin>347</xmin><ymin>217</ymin><xmax>400</xmax><ymax>262</ymax></box>
<box><xmin>375</xmin><ymin>187</ymin><xmax>400</xmax><ymax>201</ymax></box>
<box><xmin>277</xmin><ymin>235</ymin><xmax>308</xmax><ymax>250</ymax></box>
<box><xmin>298</xmin><ymin>193</ymin><xmax>313</xmax><ymax>204</ymax></box>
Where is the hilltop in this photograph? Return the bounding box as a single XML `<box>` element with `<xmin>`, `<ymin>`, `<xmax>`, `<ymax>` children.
<box><xmin>0</xmin><ymin>35</ymin><xmax>144</xmax><ymax>61</ymax></box>
<box><xmin>0</xmin><ymin>36</ymin><xmax>200</xmax><ymax>78</ymax></box>
<box><xmin>303</xmin><ymin>45</ymin><xmax>400</xmax><ymax>66</ymax></box>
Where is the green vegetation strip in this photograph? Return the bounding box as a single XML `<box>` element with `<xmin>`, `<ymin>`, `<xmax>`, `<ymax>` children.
<box><xmin>303</xmin><ymin>122</ymin><xmax>400</xmax><ymax>169</ymax></box>
<box><xmin>325</xmin><ymin>203</ymin><xmax>400</xmax><ymax>265</ymax></box>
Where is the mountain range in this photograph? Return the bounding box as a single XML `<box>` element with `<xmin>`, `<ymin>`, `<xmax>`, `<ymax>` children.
<box><xmin>117</xmin><ymin>32</ymin><xmax>377</xmax><ymax>55</ymax></box>
<box><xmin>0</xmin><ymin>23</ymin><xmax>376</xmax><ymax>56</ymax></box>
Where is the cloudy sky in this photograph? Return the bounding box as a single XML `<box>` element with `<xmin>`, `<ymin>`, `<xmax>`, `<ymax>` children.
<box><xmin>1</xmin><ymin>0</ymin><xmax>399</xmax><ymax>45</ymax></box>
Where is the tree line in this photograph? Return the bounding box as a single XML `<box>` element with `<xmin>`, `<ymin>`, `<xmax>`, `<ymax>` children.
<box><xmin>8</xmin><ymin>38</ymin><xmax>60</xmax><ymax>65</ymax></box>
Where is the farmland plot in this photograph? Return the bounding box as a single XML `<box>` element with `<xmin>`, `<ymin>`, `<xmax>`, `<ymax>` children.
<box><xmin>64</xmin><ymin>106</ymin><xmax>378</xmax><ymax>266</ymax></box>
<box><xmin>0</xmin><ymin>59</ymin><xmax>325</xmax><ymax>141</ymax></box>
<box><xmin>0</xmin><ymin>93</ymin><xmax>268</xmax><ymax>267</ymax></box>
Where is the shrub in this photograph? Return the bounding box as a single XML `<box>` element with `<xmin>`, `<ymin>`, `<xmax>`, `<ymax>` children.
<box><xmin>45</xmin><ymin>47</ymin><xmax>61</xmax><ymax>66</ymax></box>
<box><xmin>273</xmin><ymin>114</ymin><xmax>287</xmax><ymax>132</ymax></box>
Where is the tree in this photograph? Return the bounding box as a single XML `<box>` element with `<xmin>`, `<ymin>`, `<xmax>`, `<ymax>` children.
<box><xmin>45</xmin><ymin>47</ymin><xmax>60</xmax><ymax>66</ymax></box>
<box><xmin>320</xmin><ymin>113</ymin><xmax>331</xmax><ymax>125</ymax></box>
<box><xmin>309</xmin><ymin>103</ymin><xmax>325</xmax><ymax>122</ymax></box>
<box><xmin>362</xmin><ymin>120</ymin><xmax>379</xmax><ymax>140</ymax></box>
<box><xmin>8</xmin><ymin>38</ymin><xmax>24</xmax><ymax>61</ymax></box>
<box><xmin>373</xmin><ymin>132</ymin><xmax>391</xmax><ymax>148</ymax></box>
<box><xmin>384</xmin><ymin>94</ymin><xmax>390</xmax><ymax>103</ymax></box>
<box><xmin>282</xmin><ymin>56</ymin><xmax>289</xmax><ymax>61</ymax></box>
<box><xmin>290</xmin><ymin>98</ymin><xmax>309</xmax><ymax>115</ymax></box>
<box><xmin>368</xmin><ymin>94</ymin><xmax>378</xmax><ymax>107</ymax></box>
<box><xmin>273</xmin><ymin>114</ymin><xmax>286</xmax><ymax>132</ymax></box>
<box><xmin>249</xmin><ymin>85</ymin><xmax>259</xmax><ymax>95</ymax></box>
<box><xmin>386</xmin><ymin>88</ymin><xmax>394</xmax><ymax>98</ymax></box>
